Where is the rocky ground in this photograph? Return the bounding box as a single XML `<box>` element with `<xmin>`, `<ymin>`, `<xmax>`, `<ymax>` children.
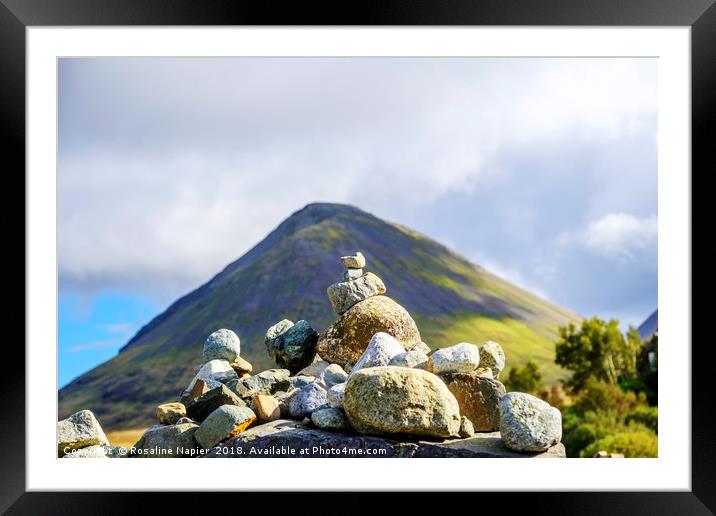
<box><xmin>58</xmin><ymin>252</ymin><xmax>564</xmax><ymax>459</ymax></box>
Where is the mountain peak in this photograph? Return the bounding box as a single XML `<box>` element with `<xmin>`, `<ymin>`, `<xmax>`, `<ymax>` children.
<box><xmin>60</xmin><ymin>203</ymin><xmax>579</xmax><ymax>430</ymax></box>
<box><xmin>284</xmin><ymin>202</ymin><xmax>368</xmax><ymax>228</ymax></box>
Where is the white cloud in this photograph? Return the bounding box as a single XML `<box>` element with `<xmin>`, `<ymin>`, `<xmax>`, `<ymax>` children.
<box><xmin>58</xmin><ymin>57</ymin><xmax>657</xmax><ymax>298</ymax></box>
<box><xmin>571</xmin><ymin>212</ymin><xmax>658</xmax><ymax>261</ymax></box>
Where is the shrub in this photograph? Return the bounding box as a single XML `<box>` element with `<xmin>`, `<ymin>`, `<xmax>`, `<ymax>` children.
<box><xmin>504</xmin><ymin>360</ymin><xmax>543</xmax><ymax>393</ymax></box>
<box><xmin>581</xmin><ymin>430</ymin><xmax>658</xmax><ymax>458</ymax></box>
<box><xmin>563</xmin><ymin>422</ymin><xmax>599</xmax><ymax>458</ymax></box>
<box><xmin>625</xmin><ymin>406</ymin><xmax>658</xmax><ymax>434</ymax></box>
<box><xmin>572</xmin><ymin>379</ymin><xmax>646</xmax><ymax>418</ymax></box>
<box><xmin>555</xmin><ymin>317</ymin><xmax>643</xmax><ymax>391</ymax></box>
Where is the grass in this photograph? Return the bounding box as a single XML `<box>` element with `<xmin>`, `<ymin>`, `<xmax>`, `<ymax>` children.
<box><xmin>415</xmin><ymin>312</ymin><xmax>568</xmax><ymax>385</ymax></box>
<box><xmin>105</xmin><ymin>428</ymin><xmax>146</xmax><ymax>448</ymax></box>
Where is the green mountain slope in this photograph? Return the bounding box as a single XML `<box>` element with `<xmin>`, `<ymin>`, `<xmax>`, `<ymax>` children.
<box><xmin>59</xmin><ymin>203</ymin><xmax>580</xmax><ymax>429</ymax></box>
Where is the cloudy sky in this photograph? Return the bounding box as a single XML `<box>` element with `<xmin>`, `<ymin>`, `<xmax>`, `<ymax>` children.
<box><xmin>58</xmin><ymin>57</ymin><xmax>657</xmax><ymax>387</ymax></box>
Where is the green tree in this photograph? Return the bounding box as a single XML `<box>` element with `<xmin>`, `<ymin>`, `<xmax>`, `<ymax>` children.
<box><xmin>581</xmin><ymin>430</ymin><xmax>658</xmax><ymax>458</ymax></box>
<box><xmin>555</xmin><ymin>317</ymin><xmax>643</xmax><ymax>391</ymax></box>
<box><xmin>504</xmin><ymin>360</ymin><xmax>543</xmax><ymax>393</ymax></box>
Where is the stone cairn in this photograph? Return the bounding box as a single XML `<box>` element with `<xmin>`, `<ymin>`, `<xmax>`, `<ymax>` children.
<box><xmin>57</xmin><ymin>251</ymin><xmax>564</xmax><ymax>458</ymax></box>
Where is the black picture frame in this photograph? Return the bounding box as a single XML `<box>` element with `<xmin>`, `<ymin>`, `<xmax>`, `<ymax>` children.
<box><xmin>4</xmin><ymin>0</ymin><xmax>711</xmax><ymax>512</ymax></box>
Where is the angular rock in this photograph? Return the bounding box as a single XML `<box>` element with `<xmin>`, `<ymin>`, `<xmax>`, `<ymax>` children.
<box><xmin>132</xmin><ymin>422</ymin><xmax>200</xmax><ymax>457</ymax></box>
<box><xmin>343</xmin><ymin>268</ymin><xmax>364</xmax><ymax>281</ymax></box>
<box><xmin>327</xmin><ymin>383</ymin><xmax>346</xmax><ymax>409</ymax></box>
<box><xmin>340</xmin><ymin>252</ymin><xmax>366</xmax><ymax>269</ymax></box>
<box><xmin>275</xmin><ymin>388</ymin><xmax>301</xmax><ymax>417</ymax></box>
<box><xmin>203</xmin><ymin>329</ymin><xmax>241</xmax><ymax>363</ymax></box>
<box><xmin>195</xmin><ymin>405</ymin><xmax>257</xmax><ymax>449</ymax></box>
<box><xmin>265</xmin><ymin>320</ymin><xmax>318</xmax><ymax>373</ymax></box>
<box><xmin>186</xmin><ymin>384</ymin><xmax>246</xmax><ymax>422</ymax></box>
<box><xmin>230</xmin><ymin>368</ymin><xmax>291</xmax><ymax>399</ymax></box>
<box><xmin>205</xmin><ymin>419</ymin><xmax>566</xmax><ymax>458</ymax></box>
<box><xmin>350</xmin><ymin>332</ymin><xmax>405</xmax><ymax>377</ymax></box>
<box><xmin>428</xmin><ymin>343</ymin><xmax>480</xmax><ymax>374</ymax></box>
<box><xmin>480</xmin><ymin>341</ymin><xmax>506</xmax><ymax>378</ymax></box>
<box><xmin>187</xmin><ymin>359</ymin><xmax>238</xmax><ymax>392</ymax></box>
<box><xmin>180</xmin><ymin>378</ymin><xmax>217</xmax><ymax>406</ymax></box>
<box><xmin>499</xmin><ymin>392</ymin><xmax>563</xmax><ymax>452</ymax></box>
<box><xmin>266</xmin><ymin>319</ymin><xmax>294</xmax><ymax>341</ymax></box>
<box><xmin>317</xmin><ymin>296</ymin><xmax>421</xmax><ymax>368</ymax></box>
<box><xmin>327</xmin><ymin>272</ymin><xmax>386</xmax><ymax>315</ymax></box>
<box><xmin>460</xmin><ymin>416</ymin><xmax>476</xmax><ymax>438</ymax></box>
<box><xmin>411</xmin><ymin>341</ymin><xmax>432</xmax><ymax>354</ymax></box>
<box><xmin>254</xmin><ymin>394</ymin><xmax>281</xmax><ymax>423</ymax></box>
<box><xmin>289</xmin><ymin>382</ymin><xmax>328</xmax><ymax>418</ymax></box>
<box><xmin>230</xmin><ymin>356</ymin><xmax>253</xmax><ymax>376</ymax></box>
<box><xmin>289</xmin><ymin>375</ymin><xmax>316</xmax><ymax>390</ymax></box>
<box><xmin>297</xmin><ymin>360</ymin><xmax>330</xmax><ymax>378</ymax></box>
<box><xmin>440</xmin><ymin>373</ymin><xmax>506</xmax><ymax>432</ymax></box>
<box><xmin>344</xmin><ymin>366</ymin><xmax>461</xmax><ymax>438</ymax></box>
<box><xmin>388</xmin><ymin>349</ymin><xmax>429</xmax><ymax>369</ymax></box>
<box><xmin>156</xmin><ymin>402</ymin><xmax>186</xmax><ymax>425</ymax></box>
<box><xmin>57</xmin><ymin>410</ymin><xmax>109</xmax><ymax>457</ymax></box>
<box><xmin>475</xmin><ymin>367</ymin><xmax>494</xmax><ymax>379</ymax></box>
<box><xmin>320</xmin><ymin>363</ymin><xmax>348</xmax><ymax>387</ymax></box>
<box><xmin>311</xmin><ymin>407</ymin><xmax>351</xmax><ymax>432</ymax></box>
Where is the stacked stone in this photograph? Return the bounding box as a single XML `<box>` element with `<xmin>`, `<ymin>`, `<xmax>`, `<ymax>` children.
<box><xmin>131</xmin><ymin>328</ymin><xmax>260</xmax><ymax>456</ymax></box>
<box><xmin>317</xmin><ymin>252</ymin><xmax>424</xmax><ymax>368</ymax></box>
<box><xmin>57</xmin><ymin>252</ymin><xmax>564</xmax><ymax>458</ymax></box>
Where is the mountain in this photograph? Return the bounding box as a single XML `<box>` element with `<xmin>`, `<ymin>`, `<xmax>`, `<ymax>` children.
<box><xmin>637</xmin><ymin>309</ymin><xmax>658</xmax><ymax>340</ymax></box>
<box><xmin>59</xmin><ymin>202</ymin><xmax>580</xmax><ymax>430</ymax></box>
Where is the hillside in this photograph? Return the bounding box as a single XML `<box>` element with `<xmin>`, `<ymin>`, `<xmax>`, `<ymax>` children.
<box><xmin>59</xmin><ymin>202</ymin><xmax>580</xmax><ymax>430</ymax></box>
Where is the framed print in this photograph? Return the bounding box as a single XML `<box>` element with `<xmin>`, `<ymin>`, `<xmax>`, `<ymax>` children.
<box><xmin>4</xmin><ymin>0</ymin><xmax>712</xmax><ymax>512</ymax></box>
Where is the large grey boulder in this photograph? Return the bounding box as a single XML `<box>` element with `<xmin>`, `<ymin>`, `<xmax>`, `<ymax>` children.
<box><xmin>344</xmin><ymin>366</ymin><xmax>461</xmax><ymax>438</ymax></box>
<box><xmin>349</xmin><ymin>332</ymin><xmax>405</xmax><ymax>377</ymax></box>
<box><xmin>499</xmin><ymin>392</ymin><xmax>562</xmax><ymax>452</ymax></box>
<box><xmin>203</xmin><ymin>329</ymin><xmax>241</xmax><ymax>363</ymax></box>
<box><xmin>57</xmin><ymin>410</ymin><xmax>109</xmax><ymax>457</ymax></box>
<box><xmin>204</xmin><ymin>419</ymin><xmax>565</xmax><ymax>458</ymax></box>
<box><xmin>132</xmin><ymin>422</ymin><xmax>200</xmax><ymax>457</ymax></box>
<box><xmin>265</xmin><ymin>320</ymin><xmax>319</xmax><ymax>373</ymax></box>
<box><xmin>289</xmin><ymin>382</ymin><xmax>328</xmax><ymax>418</ymax></box>
<box><xmin>195</xmin><ymin>405</ymin><xmax>257</xmax><ymax>449</ymax></box>
<box><xmin>428</xmin><ymin>343</ymin><xmax>480</xmax><ymax>374</ymax></box>
<box><xmin>310</xmin><ymin>407</ymin><xmax>351</xmax><ymax>432</ymax></box>
<box><xmin>186</xmin><ymin>384</ymin><xmax>246</xmax><ymax>422</ymax></box>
